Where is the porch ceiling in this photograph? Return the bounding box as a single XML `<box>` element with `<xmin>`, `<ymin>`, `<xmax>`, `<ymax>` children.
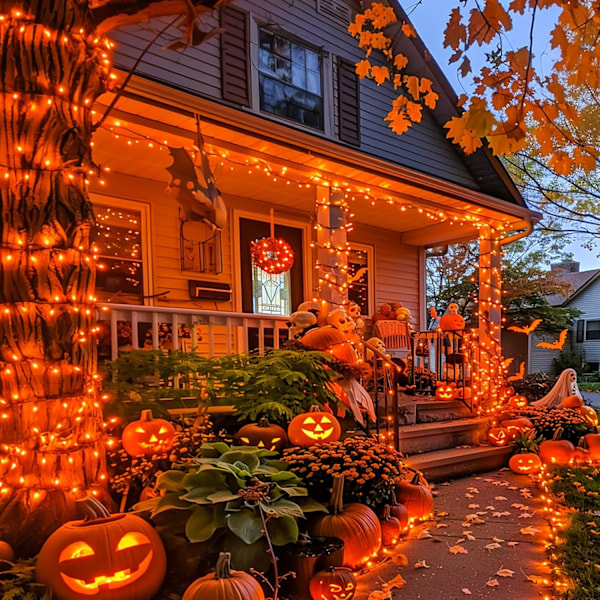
<box><xmin>91</xmin><ymin>85</ymin><xmax>538</xmax><ymax>247</ymax></box>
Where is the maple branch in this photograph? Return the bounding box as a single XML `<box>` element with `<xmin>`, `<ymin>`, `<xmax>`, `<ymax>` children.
<box><xmin>516</xmin><ymin>1</ymin><xmax>537</xmax><ymax>122</ymax></box>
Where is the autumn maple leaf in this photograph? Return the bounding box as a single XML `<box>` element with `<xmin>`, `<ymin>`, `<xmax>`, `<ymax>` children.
<box><xmin>394</xmin><ymin>53</ymin><xmax>408</xmax><ymax>70</ymax></box>
<box><xmin>371</xmin><ymin>65</ymin><xmax>390</xmax><ymax>85</ymax></box>
<box><xmin>355</xmin><ymin>60</ymin><xmax>371</xmax><ymax>79</ymax></box>
<box><xmin>444</xmin><ymin>7</ymin><xmax>466</xmax><ymax>49</ymax></box>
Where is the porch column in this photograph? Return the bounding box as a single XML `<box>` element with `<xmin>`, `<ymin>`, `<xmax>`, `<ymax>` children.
<box><xmin>476</xmin><ymin>224</ymin><xmax>503</xmax><ymax>410</ymax></box>
<box><xmin>315</xmin><ymin>187</ymin><xmax>350</xmax><ymax>310</ymax></box>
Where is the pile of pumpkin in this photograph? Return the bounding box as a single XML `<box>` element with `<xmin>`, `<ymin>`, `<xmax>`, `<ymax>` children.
<box><xmin>487</xmin><ymin>394</ymin><xmax>600</xmax><ymax>475</ymax></box>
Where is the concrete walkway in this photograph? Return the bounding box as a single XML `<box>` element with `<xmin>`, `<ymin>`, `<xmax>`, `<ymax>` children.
<box><xmin>356</xmin><ymin>470</ymin><xmax>552</xmax><ymax>599</ymax></box>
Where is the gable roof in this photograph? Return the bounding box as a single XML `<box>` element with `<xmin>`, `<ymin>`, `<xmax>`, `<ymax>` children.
<box><xmin>547</xmin><ymin>268</ymin><xmax>600</xmax><ymax>306</ymax></box>
<box><xmin>390</xmin><ymin>1</ymin><xmax>525</xmax><ymax>207</ymax></box>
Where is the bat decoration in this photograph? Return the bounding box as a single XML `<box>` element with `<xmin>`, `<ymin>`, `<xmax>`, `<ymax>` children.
<box><xmin>507</xmin><ymin>318</ymin><xmax>543</xmax><ymax>335</ymax></box>
<box><xmin>536</xmin><ymin>328</ymin><xmax>568</xmax><ymax>351</ymax></box>
<box><xmin>507</xmin><ymin>361</ymin><xmax>525</xmax><ymax>382</ymax></box>
<box><xmin>502</xmin><ymin>357</ymin><xmax>514</xmax><ymax>369</ymax></box>
<box><xmin>165</xmin><ymin>144</ymin><xmax>227</xmax><ymax>230</ymax></box>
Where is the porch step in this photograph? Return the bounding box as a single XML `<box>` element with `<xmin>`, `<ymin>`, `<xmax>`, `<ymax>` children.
<box><xmin>404</xmin><ymin>445</ymin><xmax>513</xmax><ymax>482</ymax></box>
<box><xmin>397</xmin><ymin>417</ymin><xmax>490</xmax><ymax>454</ymax></box>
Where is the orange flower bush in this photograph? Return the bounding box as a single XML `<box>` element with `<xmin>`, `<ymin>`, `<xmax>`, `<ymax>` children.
<box><xmin>506</xmin><ymin>406</ymin><xmax>592</xmax><ymax>444</ymax></box>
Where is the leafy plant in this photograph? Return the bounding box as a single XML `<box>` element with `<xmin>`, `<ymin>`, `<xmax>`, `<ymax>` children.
<box><xmin>0</xmin><ymin>558</ymin><xmax>51</xmax><ymax>599</ymax></box>
<box><xmin>134</xmin><ymin>443</ymin><xmax>326</xmax><ymax>571</ymax></box>
<box><xmin>282</xmin><ymin>436</ymin><xmax>408</xmax><ymax>510</ymax></box>
<box><xmin>507</xmin><ymin>406</ymin><xmax>593</xmax><ymax>444</ymax></box>
<box><xmin>511</xmin><ymin>430</ymin><xmax>543</xmax><ymax>453</ymax></box>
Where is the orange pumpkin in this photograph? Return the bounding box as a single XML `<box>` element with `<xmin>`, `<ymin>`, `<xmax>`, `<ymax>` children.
<box><xmin>388</xmin><ymin>492</ymin><xmax>409</xmax><ymax>533</ymax></box>
<box><xmin>499</xmin><ymin>418</ymin><xmax>534</xmax><ymax>440</ymax></box>
<box><xmin>183</xmin><ymin>552</ymin><xmax>265</xmax><ymax>600</ymax></box>
<box><xmin>379</xmin><ymin>505</ymin><xmax>401</xmax><ymax>547</ymax></box>
<box><xmin>439</xmin><ymin>313</ymin><xmax>465</xmax><ymax>331</ymax></box>
<box><xmin>488</xmin><ymin>427</ymin><xmax>509</xmax><ymax>447</ymax></box>
<box><xmin>573</xmin><ymin>446</ymin><xmax>591</xmax><ymax>465</ymax></box>
<box><xmin>579</xmin><ymin>405</ymin><xmax>599</xmax><ymax>427</ymax></box>
<box><xmin>435</xmin><ymin>382</ymin><xmax>456</xmax><ymax>401</ymax></box>
<box><xmin>288</xmin><ymin>406</ymin><xmax>341</xmax><ymax>447</ymax></box>
<box><xmin>455</xmin><ymin>386</ymin><xmax>472</xmax><ymax>400</ymax></box>
<box><xmin>508</xmin><ymin>395</ymin><xmax>528</xmax><ymax>409</ymax></box>
<box><xmin>122</xmin><ymin>410</ymin><xmax>175</xmax><ymax>457</ymax></box>
<box><xmin>309</xmin><ymin>567</ymin><xmax>356</xmax><ymax>600</ymax></box>
<box><xmin>539</xmin><ymin>429</ymin><xmax>576</xmax><ymax>465</ymax></box>
<box><xmin>309</xmin><ymin>476</ymin><xmax>381</xmax><ymax>570</ymax></box>
<box><xmin>0</xmin><ymin>540</ymin><xmax>14</xmax><ymax>562</ymax></box>
<box><xmin>508</xmin><ymin>453</ymin><xmax>542</xmax><ymax>474</ymax></box>
<box><xmin>395</xmin><ymin>472</ymin><xmax>434</xmax><ymax>521</ymax></box>
<box><xmin>301</xmin><ymin>326</ymin><xmax>357</xmax><ymax>365</ymax></box>
<box><xmin>237</xmin><ymin>418</ymin><xmax>288</xmax><ymax>452</ymax></box>
<box><xmin>561</xmin><ymin>394</ymin><xmax>584</xmax><ymax>409</ymax></box>
<box><xmin>583</xmin><ymin>432</ymin><xmax>600</xmax><ymax>461</ymax></box>
<box><xmin>36</xmin><ymin>502</ymin><xmax>166</xmax><ymax>600</ymax></box>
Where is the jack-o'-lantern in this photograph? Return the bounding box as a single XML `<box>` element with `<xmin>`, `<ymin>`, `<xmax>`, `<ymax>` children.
<box><xmin>309</xmin><ymin>567</ymin><xmax>356</xmax><ymax>600</ymax></box>
<box><xmin>561</xmin><ymin>394</ymin><xmax>584</xmax><ymax>408</ymax></box>
<box><xmin>36</xmin><ymin>503</ymin><xmax>166</xmax><ymax>600</ymax></box>
<box><xmin>508</xmin><ymin>395</ymin><xmax>528</xmax><ymax>409</ymax></box>
<box><xmin>578</xmin><ymin>406</ymin><xmax>599</xmax><ymax>427</ymax></box>
<box><xmin>435</xmin><ymin>382</ymin><xmax>456</xmax><ymax>401</ymax></box>
<box><xmin>121</xmin><ymin>410</ymin><xmax>175</xmax><ymax>457</ymax></box>
<box><xmin>288</xmin><ymin>406</ymin><xmax>341</xmax><ymax>447</ymax></box>
<box><xmin>488</xmin><ymin>427</ymin><xmax>509</xmax><ymax>447</ymax></box>
<box><xmin>539</xmin><ymin>428</ymin><xmax>576</xmax><ymax>465</ymax></box>
<box><xmin>237</xmin><ymin>418</ymin><xmax>288</xmax><ymax>452</ymax></box>
<box><xmin>500</xmin><ymin>418</ymin><xmax>534</xmax><ymax>440</ymax></box>
<box><xmin>508</xmin><ymin>452</ymin><xmax>542</xmax><ymax>474</ymax></box>
<box><xmin>439</xmin><ymin>303</ymin><xmax>465</xmax><ymax>331</ymax></box>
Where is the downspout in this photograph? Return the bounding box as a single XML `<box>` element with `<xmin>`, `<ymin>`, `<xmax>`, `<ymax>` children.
<box><xmin>499</xmin><ymin>218</ymin><xmax>534</xmax><ymax>246</ymax></box>
<box><xmin>425</xmin><ymin>245</ymin><xmax>449</xmax><ymax>258</ymax></box>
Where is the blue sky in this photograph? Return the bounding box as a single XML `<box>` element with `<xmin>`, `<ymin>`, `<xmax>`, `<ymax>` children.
<box><xmin>406</xmin><ymin>2</ymin><xmax>600</xmax><ymax>272</ymax></box>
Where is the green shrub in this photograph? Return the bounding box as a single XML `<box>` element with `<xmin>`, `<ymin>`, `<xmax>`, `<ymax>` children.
<box><xmin>507</xmin><ymin>406</ymin><xmax>593</xmax><ymax>444</ymax></box>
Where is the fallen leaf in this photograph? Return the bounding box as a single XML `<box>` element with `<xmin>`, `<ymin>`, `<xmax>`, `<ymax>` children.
<box><xmin>473</xmin><ymin>518</ymin><xmax>486</xmax><ymax>525</ymax></box>
<box><xmin>414</xmin><ymin>560</ymin><xmax>430</xmax><ymax>569</ymax></box>
<box><xmin>465</xmin><ymin>493</ymin><xmax>474</xmax><ymax>498</ymax></box>
<box><xmin>485</xmin><ymin>542</ymin><xmax>502</xmax><ymax>550</ymax></box>
<box><xmin>437</xmin><ymin>511</ymin><xmax>449</xmax><ymax>517</ymax></box>
<box><xmin>497</xmin><ymin>568</ymin><xmax>515</xmax><ymax>577</ymax></box>
<box><xmin>495</xmin><ymin>496</ymin><xmax>508</xmax><ymax>501</ymax></box>
<box><xmin>392</xmin><ymin>553</ymin><xmax>409</xmax><ymax>566</ymax></box>
<box><xmin>468</xmin><ymin>504</ymin><xmax>480</xmax><ymax>509</ymax></box>
<box><xmin>492</xmin><ymin>537</ymin><xmax>505</xmax><ymax>543</ymax></box>
<box><xmin>442</xmin><ymin>482</ymin><xmax>450</xmax><ymax>486</ymax></box>
<box><xmin>511</xmin><ymin>503</ymin><xmax>524</xmax><ymax>509</ymax></box>
<box><xmin>476</xmin><ymin>511</ymin><xmax>488</xmax><ymax>516</ymax></box>
<box><xmin>462</xmin><ymin>588</ymin><xmax>472</xmax><ymax>595</ymax></box>
<box><xmin>520</xmin><ymin>526</ymin><xmax>541</xmax><ymax>536</ymax></box>
<box><xmin>526</xmin><ymin>574</ymin><xmax>552</xmax><ymax>586</ymax></box>
<box><xmin>436</xmin><ymin>523</ymin><xmax>449</xmax><ymax>528</ymax></box>
<box><xmin>465</xmin><ymin>533</ymin><xmax>476</xmax><ymax>541</ymax></box>
<box><xmin>465</xmin><ymin>514</ymin><xmax>479</xmax><ymax>520</ymax></box>
<box><xmin>506</xmin><ymin>541</ymin><xmax>519</xmax><ymax>547</ymax></box>
<box><xmin>486</xmin><ymin>578</ymin><xmax>500</xmax><ymax>587</ymax></box>
<box><xmin>455</xmin><ymin>538</ymin><xmax>465</xmax><ymax>544</ymax></box>
<box><xmin>449</xmin><ymin>545</ymin><xmax>469</xmax><ymax>554</ymax></box>
<box><xmin>519</xmin><ymin>505</ymin><xmax>531</xmax><ymax>511</ymax></box>
<box><xmin>519</xmin><ymin>512</ymin><xmax>533</xmax><ymax>519</ymax></box>
<box><xmin>485</xmin><ymin>505</ymin><xmax>496</xmax><ymax>510</ymax></box>
<box><xmin>417</xmin><ymin>529</ymin><xmax>432</xmax><ymax>539</ymax></box>
<box><xmin>368</xmin><ymin>591</ymin><xmax>392</xmax><ymax>600</ymax></box>
<box><xmin>507</xmin><ymin>486</ymin><xmax>518</xmax><ymax>490</ymax></box>
<box><xmin>467</xmin><ymin>487</ymin><xmax>480</xmax><ymax>493</ymax></box>
<box><xmin>381</xmin><ymin>574</ymin><xmax>406</xmax><ymax>590</ymax></box>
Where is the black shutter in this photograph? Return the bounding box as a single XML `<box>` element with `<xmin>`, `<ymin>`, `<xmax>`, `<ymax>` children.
<box><xmin>337</xmin><ymin>57</ymin><xmax>361</xmax><ymax>145</ymax></box>
<box><xmin>220</xmin><ymin>6</ymin><xmax>251</xmax><ymax>106</ymax></box>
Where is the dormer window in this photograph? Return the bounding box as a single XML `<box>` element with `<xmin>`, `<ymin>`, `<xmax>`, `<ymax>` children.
<box><xmin>258</xmin><ymin>28</ymin><xmax>323</xmax><ymax>130</ymax></box>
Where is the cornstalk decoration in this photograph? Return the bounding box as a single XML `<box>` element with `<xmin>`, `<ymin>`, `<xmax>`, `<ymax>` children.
<box><xmin>0</xmin><ymin>0</ymin><xmax>230</xmax><ymax>556</ymax></box>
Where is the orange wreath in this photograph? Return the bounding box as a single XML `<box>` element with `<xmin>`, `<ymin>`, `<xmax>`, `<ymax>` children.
<box><xmin>251</xmin><ymin>237</ymin><xmax>295</xmax><ymax>274</ymax></box>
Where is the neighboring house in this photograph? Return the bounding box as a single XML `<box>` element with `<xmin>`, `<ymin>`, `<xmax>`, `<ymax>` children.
<box><xmin>90</xmin><ymin>0</ymin><xmax>538</xmax><ymax>387</ymax></box>
<box><xmin>524</xmin><ymin>262</ymin><xmax>600</xmax><ymax>375</ymax></box>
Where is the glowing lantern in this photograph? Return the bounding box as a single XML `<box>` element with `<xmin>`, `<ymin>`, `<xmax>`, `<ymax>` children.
<box><xmin>288</xmin><ymin>406</ymin><xmax>341</xmax><ymax>447</ymax></box>
<box><xmin>121</xmin><ymin>410</ymin><xmax>176</xmax><ymax>457</ymax></box>
<box><xmin>539</xmin><ymin>429</ymin><xmax>576</xmax><ymax>465</ymax></box>
<box><xmin>237</xmin><ymin>418</ymin><xmax>288</xmax><ymax>452</ymax></box>
<box><xmin>35</xmin><ymin>507</ymin><xmax>166</xmax><ymax>600</ymax></box>
<box><xmin>508</xmin><ymin>395</ymin><xmax>528</xmax><ymax>409</ymax></box>
<box><xmin>309</xmin><ymin>567</ymin><xmax>357</xmax><ymax>600</ymax></box>
<box><xmin>508</xmin><ymin>453</ymin><xmax>542</xmax><ymax>474</ymax></box>
<box><xmin>250</xmin><ymin>237</ymin><xmax>294</xmax><ymax>274</ymax></box>
<box><xmin>395</xmin><ymin>471</ymin><xmax>434</xmax><ymax>521</ymax></box>
<box><xmin>578</xmin><ymin>406</ymin><xmax>599</xmax><ymax>427</ymax></box>
<box><xmin>182</xmin><ymin>552</ymin><xmax>265</xmax><ymax>600</ymax></box>
<box><xmin>499</xmin><ymin>418</ymin><xmax>533</xmax><ymax>440</ymax></box>
<box><xmin>435</xmin><ymin>382</ymin><xmax>456</xmax><ymax>401</ymax></box>
<box><xmin>561</xmin><ymin>394</ymin><xmax>584</xmax><ymax>409</ymax></box>
<box><xmin>488</xmin><ymin>427</ymin><xmax>509</xmax><ymax>447</ymax></box>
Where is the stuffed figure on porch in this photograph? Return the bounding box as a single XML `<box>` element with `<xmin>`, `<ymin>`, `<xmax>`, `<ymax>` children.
<box><xmin>531</xmin><ymin>368</ymin><xmax>583</xmax><ymax>408</ymax></box>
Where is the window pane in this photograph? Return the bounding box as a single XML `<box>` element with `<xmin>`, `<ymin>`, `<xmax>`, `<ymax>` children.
<box><xmin>275</xmin><ymin>57</ymin><xmax>292</xmax><ymax>82</ymax></box>
<box><xmin>306</xmin><ymin>69</ymin><xmax>321</xmax><ymax>94</ymax></box>
<box><xmin>259</xmin><ymin>29</ymin><xmax>273</xmax><ymax>51</ymax></box>
<box><xmin>273</xmin><ymin>35</ymin><xmax>290</xmax><ymax>58</ymax></box>
<box><xmin>292</xmin><ymin>63</ymin><xmax>306</xmax><ymax>89</ymax></box>
<box><xmin>586</xmin><ymin>320</ymin><xmax>600</xmax><ymax>340</ymax></box>
<box><xmin>348</xmin><ymin>248</ymin><xmax>370</xmax><ymax>316</ymax></box>
<box><xmin>576</xmin><ymin>320</ymin><xmax>584</xmax><ymax>343</ymax></box>
<box><xmin>306</xmin><ymin>50</ymin><xmax>320</xmax><ymax>72</ymax></box>
<box><xmin>259</xmin><ymin>48</ymin><xmax>275</xmax><ymax>73</ymax></box>
<box><xmin>252</xmin><ymin>265</ymin><xmax>291</xmax><ymax>316</ymax></box>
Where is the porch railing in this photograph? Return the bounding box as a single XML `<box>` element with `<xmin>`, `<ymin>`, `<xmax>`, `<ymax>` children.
<box><xmin>96</xmin><ymin>303</ymin><xmax>290</xmax><ymax>361</ymax></box>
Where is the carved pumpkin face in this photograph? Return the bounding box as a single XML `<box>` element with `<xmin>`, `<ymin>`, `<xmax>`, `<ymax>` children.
<box><xmin>500</xmin><ymin>418</ymin><xmax>534</xmax><ymax>441</ymax></box>
<box><xmin>309</xmin><ymin>567</ymin><xmax>357</xmax><ymax>600</ymax></box>
<box><xmin>488</xmin><ymin>427</ymin><xmax>509</xmax><ymax>446</ymax></box>
<box><xmin>36</xmin><ymin>513</ymin><xmax>166</xmax><ymax>600</ymax></box>
<box><xmin>579</xmin><ymin>405</ymin><xmax>599</xmax><ymax>427</ymax></box>
<box><xmin>288</xmin><ymin>406</ymin><xmax>341</xmax><ymax>447</ymax></box>
<box><xmin>122</xmin><ymin>410</ymin><xmax>175</xmax><ymax>457</ymax></box>
<box><xmin>435</xmin><ymin>382</ymin><xmax>456</xmax><ymax>401</ymax></box>
<box><xmin>508</xmin><ymin>395</ymin><xmax>528</xmax><ymax>409</ymax></box>
<box><xmin>509</xmin><ymin>453</ymin><xmax>542</xmax><ymax>474</ymax></box>
<box><xmin>237</xmin><ymin>418</ymin><xmax>288</xmax><ymax>452</ymax></box>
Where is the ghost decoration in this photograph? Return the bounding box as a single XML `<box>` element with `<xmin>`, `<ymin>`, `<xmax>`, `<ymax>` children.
<box><xmin>531</xmin><ymin>368</ymin><xmax>582</xmax><ymax>408</ymax></box>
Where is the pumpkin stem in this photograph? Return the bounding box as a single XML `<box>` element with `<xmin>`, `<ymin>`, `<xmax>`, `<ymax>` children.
<box><xmin>330</xmin><ymin>475</ymin><xmax>345</xmax><ymax>515</ymax></box>
<box><xmin>76</xmin><ymin>496</ymin><xmax>111</xmax><ymax>520</ymax></box>
<box><xmin>382</xmin><ymin>504</ymin><xmax>391</xmax><ymax>521</ymax></box>
<box><xmin>258</xmin><ymin>417</ymin><xmax>271</xmax><ymax>428</ymax></box>
<box><xmin>552</xmin><ymin>427</ymin><xmax>564</xmax><ymax>441</ymax></box>
<box><xmin>139</xmin><ymin>409</ymin><xmax>153</xmax><ymax>422</ymax></box>
<box><xmin>214</xmin><ymin>552</ymin><xmax>233</xmax><ymax>579</ymax></box>
<box><xmin>579</xmin><ymin>436</ymin><xmax>588</xmax><ymax>449</ymax></box>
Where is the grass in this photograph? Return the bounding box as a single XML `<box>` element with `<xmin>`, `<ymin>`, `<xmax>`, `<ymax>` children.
<box><xmin>546</xmin><ymin>465</ymin><xmax>600</xmax><ymax>599</ymax></box>
<box><xmin>580</xmin><ymin>382</ymin><xmax>600</xmax><ymax>392</ymax></box>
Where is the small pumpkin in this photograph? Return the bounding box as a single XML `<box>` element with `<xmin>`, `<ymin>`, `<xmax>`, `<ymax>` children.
<box><xmin>35</xmin><ymin>499</ymin><xmax>167</xmax><ymax>600</ymax></box>
<box><xmin>0</xmin><ymin>540</ymin><xmax>15</xmax><ymax>562</ymax></box>
<box><xmin>121</xmin><ymin>409</ymin><xmax>175</xmax><ymax>457</ymax></box>
<box><xmin>395</xmin><ymin>471</ymin><xmax>433</xmax><ymax>522</ymax></box>
<box><xmin>561</xmin><ymin>394</ymin><xmax>584</xmax><ymax>409</ymax></box>
<box><xmin>578</xmin><ymin>405</ymin><xmax>599</xmax><ymax>427</ymax></box>
<box><xmin>308</xmin><ymin>476</ymin><xmax>381</xmax><ymax>570</ymax></box>
<box><xmin>488</xmin><ymin>427</ymin><xmax>509</xmax><ymax>447</ymax></box>
<box><xmin>182</xmin><ymin>552</ymin><xmax>265</xmax><ymax>600</ymax></box>
<box><xmin>499</xmin><ymin>417</ymin><xmax>534</xmax><ymax>440</ymax></box>
<box><xmin>435</xmin><ymin>382</ymin><xmax>456</xmax><ymax>401</ymax></box>
<box><xmin>309</xmin><ymin>566</ymin><xmax>356</xmax><ymax>600</ymax></box>
<box><xmin>301</xmin><ymin>326</ymin><xmax>357</xmax><ymax>365</ymax></box>
<box><xmin>573</xmin><ymin>446</ymin><xmax>591</xmax><ymax>465</ymax></box>
<box><xmin>508</xmin><ymin>453</ymin><xmax>542</xmax><ymax>474</ymax></box>
<box><xmin>288</xmin><ymin>406</ymin><xmax>341</xmax><ymax>447</ymax></box>
<box><xmin>388</xmin><ymin>492</ymin><xmax>409</xmax><ymax>533</ymax></box>
<box><xmin>582</xmin><ymin>430</ymin><xmax>600</xmax><ymax>461</ymax></box>
<box><xmin>508</xmin><ymin>395</ymin><xmax>528</xmax><ymax>409</ymax></box>
<box><xmin>237</xmin><ymin>418</ymin><xmax>288</xmax><ymax>452</ymax></box>
<box><xmin>379</xmin><ymin>505</ymin><xmax>401</xmax><ymax>547</ymax></box>
<box><xmin>539</xmin><ymin>428</ymin><xmax>576</xmax><ymax>465</ymax></box>
<box><xmin>455</xmin><ymin>386</ymin><xmax>472</xmax><ymax>400</ymax></box>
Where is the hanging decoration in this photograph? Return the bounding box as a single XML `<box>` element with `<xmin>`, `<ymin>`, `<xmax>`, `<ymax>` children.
<box><xmin>251</xmin><ymin>209</ymin><xmax>295</xmax><ymax>274</ymax></box>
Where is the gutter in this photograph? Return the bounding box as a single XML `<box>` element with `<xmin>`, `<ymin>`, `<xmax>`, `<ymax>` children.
<box><xmin>499</xmin><ymin>218</ymin><xmax>535</xmax><ymax>246</ymax></box>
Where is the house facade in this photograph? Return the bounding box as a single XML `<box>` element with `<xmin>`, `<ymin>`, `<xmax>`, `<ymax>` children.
<box><xmin>90</xmin><ymin>0</ymin><xmax>538</xmax><ymax>391</ymax></box>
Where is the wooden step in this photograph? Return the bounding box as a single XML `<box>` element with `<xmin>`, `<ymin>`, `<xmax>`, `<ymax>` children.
<box><xmin>395</xmin><ymin>397</ymin><xmax>473</xmax><ymax>425</ymax></box>
<box><xmin>397</xmin><ymin>417</ymin><xmax>490</xmax><ymax>454</ymax></box>
<box><xmin>404</xmin><ymin>445</ymin><xmax>513</xmax><ymax>482</ymax></box>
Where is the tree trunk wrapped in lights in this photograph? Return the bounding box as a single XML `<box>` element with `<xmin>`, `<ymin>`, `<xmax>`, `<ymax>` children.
<box><xmin>0</xmin><ymin>0</ymin><xmax>229</xmax><ymax>556</ymax></box>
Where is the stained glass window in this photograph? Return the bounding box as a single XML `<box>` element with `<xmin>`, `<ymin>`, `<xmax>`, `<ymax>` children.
<box><xmin>252</xmin><ymin>264</ymin><xmax>291</xmax><ymax>316</ymax></box>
